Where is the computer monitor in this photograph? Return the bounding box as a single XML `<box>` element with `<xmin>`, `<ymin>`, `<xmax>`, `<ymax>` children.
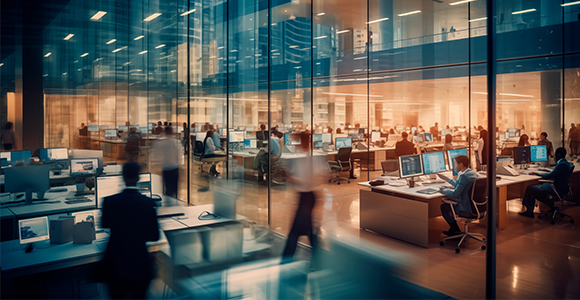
<box><xmin>335</xmin><ymin>137</ymin><xmax>352</xmax><ymax>150</ymax></box>
<box><xmin>371</xmin><ymin>131</ymin><xmax>381</xmax><ymax>143</ymax></box>
<box><xmin>446</xmin><ymin>148</ymin><xmax>468</xmax><ymax>176</ymax></box>
<box><xmin>422</xmin><ymin>152</ymin><xmax>447</xmax><ymax>175</ymax></box>
<box><xmin>1</xmin><ymin>151</ymin><xmax>11</xmax><ymax>163</ymax></box>
<box><xmin>411</xmin><ymin>127</ymin><xmax>417</xmax><ymax>133</ymax></box>
<box><xmin>284</xmin><ymin>133</ymin><xmax>302</xmax><ymax>146</ymax></box>
<box><xmin>5</xmin><ymin>165</ymin><xmax>51</xmax><ymax>204</ymax></box>
<box><xmin>530</xmin><ymin>145</ymin><xmax>547</xmax><ymax>162</ymax></box>
<box><xmin>96</xmin><ymin>173</ymin><xmax>152</xmax><ymax>208</ymax></box>
<box><xmin>441</xmin><ymin>129</ymin><xmax>451</xmax><ymax>136</ymax></box>
<box><xmin>10</xmin><ymin>150</ymin><xmax>31</xmax><ymax>164</ymax></box>
<box><xmin>398</xmin><ymin>154</ymin><xmax>424</xmax><ymax>179</ymax></box>
<box><xmin>70</xmin><ymin>149</ymin><xmax>104</xmax><ymax>174</ymax></box>
<box><xmin>19</xmin><ymin>216</ymin><xmax>50</xmax><ymax>244</ymax></box>
<box><xmin>70</xmin><ymin>158</ymin><xmax>99</xmax><ymax>175</ymax></box>
<box><xmin>228</xmin><ymin>131</ymin><xmax>245</xmax><ymax>143</ymax></box>
<box><xmin>504</xmin><ymin>132</ymin><xmax>510</xmax><ymax>139</ymax></box>
<box><xmin>256</xmin><ymin>130</ymin><xmax>268</xmax><ymax>140</ymax></box>
<box><xmin>148</xmin><ymin>123</ymin><xmax>154</xmax><ymax>131</ymax></box>
<box><xmin>39</xmin><ymin>148</ymin><xmax>69</xmax><ymax>162</ymax></box>
<box><xmin>348</xmin><ymin>133</ymin><xmax>363</xmax><ymax>139</ymax></box>
<box><xmin>497</xmin><ymin>156</ymin><xmax>511</xmax><ymax>162</ymax></box>
<box><xmin>322</xmin><ymin>133</ymin><xmax>332</xmax><ymax>143</ymax></box>
<box><xmin>413</xmin><ymin>136</ymin><xmax>423</xmax><ymax>142</ymax></box>
<box><xmin>513</xmin><ymin>146</ymin><xmax>531</xmax><ymax>165</ymax></box>
<box><xmin>196</xmin><ymin>132</ymin><xmax>207</xmax><ymax>142</ymax></box>
<box><xmin>118</xmin><ymin>125</ymin><xmax>128</xmax><ymax>131</ymax></box>
<box><xmin>104</xmin><ymin>129</ymin><xmax>117</xmax><ymax>139</ymax></box>
<box><xmin>395</xmin><ymin>125</ymin><xmax>404</xmax><ymax>132</ymax></box>
<box><xmin>423</xmin><ymin>132</ymin><xmax>433</xmax><ymax>142</ymax></box>
<box><xmin>387</xmin><ymin>134</ymin><xmax>401</xmax><ymax>142</ymax></box>
<box><xmin>219</xmin><ymin>128</ymin><xmax>225</xmax><ymax>136</ymax></box>
<box><xmin>244</xmin><ymin>138</ymin><xmax>257</xmax><ymax>149</ymax></box>
<box><xmin>71</xmin><ymin>211</ymin><xmax>96</xmax><ymax>223</ymax></box>
<box><xmin>1</xmin><ymin>158</ymin><xmax>8</xmax><ymax>167</ymax></box>
<box><xmin>87</xmin><ymin>125</ymin><xmax>99</xmax><ymax>131</ymax></box>
<box><xmin>313</xmin><ymin>134</ymin><xmax>323</xmax><ymax>148</ymax></box>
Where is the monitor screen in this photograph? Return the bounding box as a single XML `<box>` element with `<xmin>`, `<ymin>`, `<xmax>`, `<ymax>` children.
<box><xmin>96</xmin><ymin>174</ymin><xmax>152</xmax><ymax>208</ymax></box>
<box><xmin>447</xmin><ymin>148</ymin><xmax>468</xmax><ymax>176</ymax></box>
<box><xmin>10</xmin><ymin>150</ymin><xmax>31</xmax><ymax>164</ymax></box>
<box><xmin>1</xmin><ymin>151</ymin><xmax>11</xmax><ymax>162</ymax></box>
<box><xmin>335</xmin><ymin>137</ymin><xmax>352</xmax><ymax>150</ymax></box>
<box><xmin>513</xmin><ymin>146</ymin><xmax>531</xmax><ymax>165</ymax></box>
<box><xmin>371</xmin><ymin>131</ymin><xmax>381</xmax><ymax>143</ymax></box>
<box><xmin>1</xmin><ymin>158</ymin><xmax>8</xmax><ymax>167</ymax></box>
<box><xmin>87</xmin><ymin>125</ymin><xmax>99</xmax><ymax>131</ymax></box>
<box><xmin>530</xmin><ymin>145</ymin><xmax>547</xmax><ymax>162</ymax></box>
<box><xmin>497</xmin><ymin>156</ymin><xmax>511</xmax><ymax>162</ymax></box>
<box><xmin>441</xmin><ymin>129</ymin><xmax>451</xmax><ymax>136</ymax></box>
<box><xmin>228</xmin><ymin>131</ymin><xmax>245</xmax><ymax>143</ymax></box>
<box><xmin>423</xmin><ymin>132</ymin><xmax>433</xmax><ymax>142</ymax></box>
<box><xmin>422</xmin><ymin>152</ymin><xmax>447</xmax><ymax>175</ymax></box>
<box><xmin>5</xmin><ymin>165</ymin><xmax>51</xmax><ymax>194</ymax></box>
<box><xmin>148</xmin><ymin>123</ymin><xmax>154</xmax><ymax>130</ymax></box>
<box><xmin>244</xmin><ymin>138</ymin><xmax>257</xmax><ymax>148</ymax></box>
<box><xmin>399</xmin><ymin>154</ymin><xmax>424</xmax><ymax>178</ymax></box>
<box><xmin>219</xmin><ymin>128</ymin><xmax>225</xmax><ymax>136</ymax></box>
<box><xmin>196</xmin><ymin>132</ymin><xmax>207</xmax><ymax>142</ymax></box>
<box><xmin>39</xmin><ymin>148</ymin><xmax>68</xmax><ymax>161</ymax></box>
<box><xmin>71</xmin><ymin>211</ymin><xmax>95</xmax><ymax>223</ymax></box>
<box><xmin>508</xmin><ymin>128</ymin><xmax>517</xmax><ymax>133</ymax></box>
<box><xmin>104</xmin><ymin>129</ymin><xmax>117</xmax><ymax>138</ymax></box>
<box><xmin>322</xmin><ymin>133</ymin><xmax>332</xmax><ymax>143</ymax></box>
<box><xmin>348</xmin><ymin>133</ymin><xmax>363</xmax><ymax>139</ymax></box>
<box><xmin>313</xmin><ymin>134</ymin><xmax>323</xmax><ymax>148</ymax></box>
<box><xmin>284</xmin><ymin>133</ymin><xmax>302</xmax><ymax>146</ymax></box>
<box><xmin>387</xmin><ymin>134</ymin><xmax>401</xmax><ymax>142</ymax></box>
<box><xmin>118</xmin><ymin>125</ymin><xmax>128</xmax><ymax>131</ymax></box>
<box><xmin>413</xmin><ymin>136</ymin><xmax>423</xmax><ymax>142</ymax></box>
<box><xmin>70</xmin><ymin>158</ymin><xmax>99</xmax><ymax>175</ymax></box>
<box><xmin>19</xmin><ymin>217</ymin><xmax>50</xmax><ymax>244</ymax></box>
<box><xmin>504</xmin><ymin>132</ymin><xmax>510</xmax><ymax>139</ymax></box>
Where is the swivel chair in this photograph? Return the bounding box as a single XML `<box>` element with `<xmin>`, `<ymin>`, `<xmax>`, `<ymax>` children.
<box><xmin>440</xmin><ymin>177</ymin><xmax>488</xmax><ymax>253</ymax></box>
<box><xmin>537</xmin><ymin>165</ymin><xmax>575</xmax><ymax>224</ymax></box>
<box><xmin>327</xmin><ymin>147</ymin><xmax>352</xmax><ymax>185</ymax></box>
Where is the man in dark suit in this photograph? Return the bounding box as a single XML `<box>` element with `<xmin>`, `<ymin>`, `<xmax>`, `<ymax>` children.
<box><xmin>519</xmin><ymin>147</ymin><xmax>574</xmax><ymax>218</ymax></box>
<box><xmin>395</xmin><ymin>131</ymin><xmax>416</xmax><ymax>157</ymax></box>
<box><xmin>101</xmin><ymin>162</ymin><xmax>159</xmax><ymax>299</ymax></box>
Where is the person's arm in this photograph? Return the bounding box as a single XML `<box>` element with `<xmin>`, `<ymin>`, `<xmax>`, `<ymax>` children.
<box><xmin>540</xmin><ymin>163</ymin><xmax>567</xmax><ymax>180</ymax></box>
<box><xmin>101</xmin><ymin>198</ymin><xmax>112</xmax><ymax>229</ymax></box>
<box><xmin>441</xmin><ymin>174</ymin><xmax>469</xmax><ymax>199</ymax></box>
<box><xmin>206</xmin><ymin>138</ymin><xmax>217</xmax><ymax>152</ymax></box>
<box><xmin>145</xmin><ymin>204</ymin><xmax>160</xmax><ymax>242</ymax></box>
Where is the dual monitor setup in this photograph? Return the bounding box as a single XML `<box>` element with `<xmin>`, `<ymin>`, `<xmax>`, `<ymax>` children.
<box><xmin>284</xmin><ymin>133</ymin><xmax>352</xmax><ymax>150</ymax></box>
<box><xmin>399</xmin><ymin>148</ymin><xmax>468</xmax><ymax>179</ymax></box>
<box><xmin>512</xmin><ymin>145</ymin><xmax>548</xmax><ymax>165</ymax></box>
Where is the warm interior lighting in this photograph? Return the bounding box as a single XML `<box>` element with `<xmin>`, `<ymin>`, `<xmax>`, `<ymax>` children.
<box><xmin>139</xmin><ymin>50</ymin><xmax>148</xmax><ymax>55</ymax></box>
<box><xmin>44</xmin><ymin>52</ymin><xmax>52</xmax><ymax>57</ymax></box>
<box><xmin>469</xmin><ymin>17</ymin><xmax>488</xmax><ymax>22</ymax></box>
<box><xmin>155</xmin><ymin>44</ymin><xmax>166</xmax><ymax>49</ymax></box>
<box><xmin>337</xmin><ymin>30</ymin><xmax>350</xmax><ymax>34</ymax></box>
<box><xmin>314</xmin><ymin>36</ymin><xmax>327</xmax><ymax>40</ymax></box>
<box><xmin>473</xmin><ymin>91</ymin><xmax>534</xmax><ymax>98</ymax></box>
<box><xmin>449</xmin><ymin>0</ymin><xmax>475</xmax><ymax>5</ymax></box>
<box><xmin>562</xmin><ymin>1</ymin><xmax>580</xmax><ymax>6</ymax></box>
<box><xmin>512</xmin><ymin>8</ymin><xmax>536</xmax><ymax>15</ymax></box>
<box><xmin>80</xmin><ymin>53</ymin><xmax>89</xmax><ymax>57</ymax></box>
<box><xmin>317</xmin><ymin>12</ymin><xmax>325</xmax><ymax>16</ymax></box>
<box><xmin>90</xmin><ymin>11</ymin><xmax>107</xmax><ymax>20</ymax></box>
<box><xmin>134</xmin><ymin>35</ymin><xmax>144</xmax><ymax>40</ymax></box>
<box><xmin>180</xmin><ymin>9</ymin><xmax>196</xmax><ymax>16</ymax></box>
<box><xmin>64</xmin><ymin>34</ymin><xmax>74</xmax><ymax>40</ymax></box>
<box><xmin>322</xmin><ymin>92</ymin><xmax>383</xmax><ymax>98</ymax></box>
<box><xmin>397</xmin><ymin>10</ymin><xmax>421</xmax><ymax>17</ymax></box>
<box><xmin>143</xmin><ymin>13</ymin><xmax>162</xmax><ymax>22</ymax></box>
<box><xmin>112</xmin><ymin>46</ymin><xmax>127</xmax><ymax>53</ymax></box>
<box><xmin>0</xmin><ymin>63</ymin><xmax>3</xmax><ymax>67</ymax></box>
<box><xmin>367</xmin><ymin>17</ymin><xmax>389</xmax><ymax>24</ymax></box>
<box><xmin>106</xmin><ymin>39</ymin><xmax>116</xmax><ymax>44</ymax></box>
<box><xmin>289</xmin><ymin>45</ymin><xmax>298</xmax><ymax>48</ymax></box>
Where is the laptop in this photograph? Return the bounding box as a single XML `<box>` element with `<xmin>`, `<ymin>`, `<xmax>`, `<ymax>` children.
<box><xmin>214</xmin><ymin>189</ymin><xmax>237</xmax><ymax>219</ymax></box>
<box><xmin>381</xmin><ymin>161</ymin><xmax>399</xmax><ymax>176</ymax></box>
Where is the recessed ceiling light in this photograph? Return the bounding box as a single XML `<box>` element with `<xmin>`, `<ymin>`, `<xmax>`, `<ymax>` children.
<box><xmin>512</xmin><ymin>8</ymin><xmax>536</xmax><ymax>15</ymax></box>
<box><xmin>90</xmin><ymin>11</ymin><xmax>107</xmax><ymax>20</ymax></box>
<box><xmin>317</xmin><ymin>12</ymin><xmax>325</xmax><ymax>16</ymax></box>
<box><xmin>314</xmin><ymin>36</ymin><xmax>327</xmax><ymax>40</ymax></box>
<box><xmin>80</xmin><ymin>53</ymin><xmax>89</xmax><ymax>57</ymax></box>
<box><xmin>180</xmin><ymin>9</ymin><xmax>196</xmax><ymax>16</ymax></box>
<box><xmin>367</xmin><ymin>17</ymin><xmax>389</xmax><ymax>24</ymax></box>
<box><xmin>106</xmin><ymin>39</ymin><xmax>116</xmax><ymax>44</ymax></box>
<box><xmin>44</xmin><ymin>52</ymin><xmax>52</xmax><ymax>57</ymax></box>
<box><xmin>139</xmin><ymin>50</ymin><xmax>148</xmax><ymax>55</ymax></box>
<box><xmin>469</xmin><ymin>17</ymin><xmax>487</xmax><ymax>22</ymax></box>
<box><xmin>562</xmin><ymin>1</ymin><xmax>580</xmax><ymax>6</ymax></box>
<box><xmin>144</xmin><ymin>13</ymin><xmax>162</xmax><ymax>22</ymax></box>
<box><xmin>134</xmin><ymin>35</ymin><xmax>144</xmax><ymax>40</ymax></box>
<box><xmin>155</xmin><ymin>44</ymin><xmax>166</xmax><ymax>49</ymax></box>
<box><xmin>337</xmin><ymin>30</ymin><xmax>350</xmax><ymax>34</ymax></box>
<box><xmin>112</xmin><ymin>46</ymin><xmax>127</xmax><ymax>53</ymax></box>
<box><xmin>449</xmin><ymin>0</ymin><xmax>475</xmax><ymax>5</ymax></box>
<box><xmin>64</xmin><ymin>34</ymin><xmax>74</xmax><ymax>40</ymax></box>
<box><xmin>397</xmin><ymin>10</ymin><xmax>421</xmax><ymax>17</ymax></box>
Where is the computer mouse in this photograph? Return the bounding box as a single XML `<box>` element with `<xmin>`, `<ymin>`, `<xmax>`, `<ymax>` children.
<box><xmin>496</xmin><ymin>176</ymin><xmax>502</xmax><ymax>181</ymax></box>
<box><xmin>25</xmin><ymin>243</ymin><xmax>35</xmax><ymax>253</ymax></box>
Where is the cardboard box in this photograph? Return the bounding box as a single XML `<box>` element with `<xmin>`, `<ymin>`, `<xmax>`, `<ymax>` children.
<box><xmin>73</xmin><ymin>222</ymin><xmax>96</xmax><ymax>244</ymax></box>
<box><xmin>50</xmin><ymin>217</ymin><xmax>74</xmax><ymax>244</ymax></box>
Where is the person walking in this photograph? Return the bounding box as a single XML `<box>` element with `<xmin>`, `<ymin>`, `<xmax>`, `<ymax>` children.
<box><xmin>1</xmin><ymin>122</ymin><xmax>16</xmax><ymax>150</ymax></box>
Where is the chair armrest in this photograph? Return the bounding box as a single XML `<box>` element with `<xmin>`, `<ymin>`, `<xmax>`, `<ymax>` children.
<box><xmin>327</xmin><ymin>161</ymin><xmax>339</xmax><ymax>167</ymax></box>
<box><xmin>538</xmin><ymin>179</ymin><xmax>554</xmax><ymax>183</ymax></box>
<box><xmin>441</xmin><ymin>198</ymin><xmax>458</xmax><ymax>205</ymax></box>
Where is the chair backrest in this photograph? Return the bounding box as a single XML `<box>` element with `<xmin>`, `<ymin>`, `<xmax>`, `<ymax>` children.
<box><xmin>470</xmin><ymin>177</ymin><xmax>488</xmax><ymax>219</ymax></box>
<box><xmin>337</xmin><ymin>147</ymin><xmax>353</xmax><ymax>170</ymax></box>
<box><xmin>558</xmin><ymin>165</ymin><xmax>575</xmax><ymax>200</ymax></box>
<box><xmin>381</xmin><ymin>160</ymin><xmax>399</xmax><ymax>173</ymax></box>
<box><xmin>193</xmin><ymin>140</ymin><xmax>205</xmax><ymax>157</ymax></box>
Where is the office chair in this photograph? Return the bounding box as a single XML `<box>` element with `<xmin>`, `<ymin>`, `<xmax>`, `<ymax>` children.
<box><xmin>440</xmin><ymin>177</ymin><xmax>487</xmax><ymax>253</ymax></box>
<box><xmin>327</xmin><ymin>147</ymin><xmax>352</xmax><ymax>185</ymax></box>
<box><xmin>537</xmin><ymin>165</ymin><xmax>575</xmax><ymax>224</ymax></box>
<box><xmin>381</xmin><ymin>160</ymin><xmax>398</xmax><ymax>175</ymax></box>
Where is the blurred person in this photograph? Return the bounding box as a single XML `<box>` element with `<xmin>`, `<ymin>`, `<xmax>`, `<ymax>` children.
<box><xmin>203</xmin><ymin>130</ymin><xmax>225</xmax><ymax>176</ymax></box>
<box><xmin>430</xmin><ymin>122</ymin><xmax>439</xmax><ymax>141</ymax></box>
<box><xmin>519</xmin><ymin>148</ymin><xmax>573</xmax><ymax>218</ymax></box>
<box><xmin>79</xmin><ymin>123</ymin><xmax>88</xmax><ymax>136</ymax></box>
<box><xmin>443</xmin><ymin>134</ymin><xmax>454</xmax><ymax>151</ymax></box>
<box><xmin>153</xmin><ymin>121</ymin><xmax>163</xmax><ymax>135</ymax></box>
<box><xmin>517</xmin><ymin>134</ymin><xmax>530</xmax><ymax>147</ymax></box>
<box><xmin>439</xmin><ymin>155</ymin><xmax>478</xmax><ymax>236</ymax></box>
<box><xmin>282</xmin><ymin>131</ymin><xmax>327</xmax><ymax>263</ymax></box>
<box><xmin>569</xmin><ymin>123</ymin><xmax>580</xmax><ymax>156</ymax></box>
<box><xmin>99</xmin><ymin>162</ymin><xmax>159</xmax><ymax>299</ymax></box>
<box><xmin>125</xmin><ymin>127</ymin><xmax>142</xmax><ymax>162</ymax></box>
<box><xmin>520</xmin><ymin>124</ymin><xmax>526</xmax><ymax>136</ymax></box>
<box><xmin>395</xmin><ymin>132</ymin><xmax>415</xmax><ymax>157</ymax></box>
<box><xmin>153</xmin><ymin>127</ymin><xmax>179</xmax><ymax>197</ymax></box>
<box><xmin>537</xmin><ymin>132</ymin><xmax>555</xmax><ymax>161</ymax></box>
<box><xmin>163</xmin><ymin>121</ymin><xmax>168</xmax><ymax>128</ymax></box>
<box><xmin>1</xmin><ymin>122</ymin><xmax>16</xmax><ymax>151</ymax></box>
<box><xmin>475</xmin><ymin>129</ymin><xmax>488</xmax><ymax>171</ymax></box>
<box><xmin>212</xmin><ymin>126</ymin><xmax>221</xmax><ymax>149</ymax></box>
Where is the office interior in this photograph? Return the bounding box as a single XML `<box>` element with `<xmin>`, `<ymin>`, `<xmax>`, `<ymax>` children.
<box><xmin>1</xmin><ymin>0</ymin><xmax>580</xmax><ymax>299</ymax></box>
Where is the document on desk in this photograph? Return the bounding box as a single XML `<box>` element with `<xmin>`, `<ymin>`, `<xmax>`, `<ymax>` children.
<box><xmin>388</xmin><ymin>181</ymin><xmax>407</xmax><ymax>187</ymax></box>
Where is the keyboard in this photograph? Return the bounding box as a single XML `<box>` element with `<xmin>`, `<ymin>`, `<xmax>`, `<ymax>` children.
<box><xmin>157</xmin><ymin>212</ymin><xmax>185</xmax><ymax>219</ymax></box>
<box><xmin>48</xmin><ymin>188</ymin><xmax>68</xmax><ymax>193</ymax></box>
<box><xmin>64</xmin><ymin>197</ymin><xmax>92</xmax><ymax>204</ymax></box>
<box><xmin>539</xmin><ymin>168</ymin><xmax>552</xmax><ymax>172</ymax></box>
<box><xmin>417</xmin><ymin>188</ymin><xmax>439</xmax><ymax>195</ymax></box>
<box><xmin>71</xmin><ymin>191</ymin><xmax>95</xmax><ymax>196</ymax></box>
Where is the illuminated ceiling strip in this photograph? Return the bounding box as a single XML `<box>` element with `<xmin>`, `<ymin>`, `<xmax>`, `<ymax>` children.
<box><xmin>90</xmin><ymin>11</ymin><xmax>107</xmax><ymax>20</ymax></box>
<box><xmin>64</xmin><ymin>34</ymin><xmax>74</xmax><ymax>40</ymax></box>
<box><xmin>398</xmin><ymin>10</ymin><xmax>421</xmax><ymax>17</ymax></box>
<box><xmin>449</xmin><ymin>0</ymin><xmax>475</xmax><ymax>6</ymax></box>
<box><xmin>144</xmin><ymin>13</ymin><xmax>161</xmax><ymax>22</ymax></box>
<box><xmin>367</xmin><ymin>17</ymin><xmax>389</xmax><ymax>24</ymax></box>
<box><xmin>180</xmin><ymin>9</ymin><xmax>196</xmax><ymax>16</ymax></box>
<box><xmin>512</xmin><ymin>9</ymin><xmax>536</xmax><ymax>15</ymax></box>
<box><xmin>322</xmin><ymin>92</ymin><xmax>383</xmax><ymax>98</ymax></box>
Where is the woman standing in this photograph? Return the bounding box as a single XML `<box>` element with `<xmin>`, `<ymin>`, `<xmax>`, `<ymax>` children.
<box><xmin>475</xmin><ymin>129</ymin><xmax>488</xmax><ymax>171</ymax></box>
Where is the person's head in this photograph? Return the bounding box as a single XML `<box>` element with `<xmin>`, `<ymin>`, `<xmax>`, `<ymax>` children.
<box><xmin>207</xmin><ymin>130</ymin><xmax>214</xmax><ymax>138</ymax></box>
<box><xmin>555</xmin><ymin>147</ymin><xmax>567</xmax><ymax>161</ymax></box>
<box><xmin>518</xmin><ymin>134</ymin><xmax>529</xmax><ymax>146</ymax></box>
<box><xmin>401</xmin><ymin>131</ymin><xmax>408</xmax><ymax>139</ymax></box>
<box><xmin>445</xmin><ymin>134</ymin><xmax>452</xmax><ymax>144</ymax></box>
<box><xmin>435</xmin><ymin>122</ymin><xmax>438</xmax><ymax>126</ymax></box>
<box><xmin>165</xmin><ymin>126</ymin><xmax>173</xmax><ymax>135</ymax></box>
<box><xmin>163</xmin><ymin>121</ymin><xmax>168</xmax><ymax>126</ymax></box>
<box><xmin>477</xmin><ymin>125</ymin><xmax>483</xmax><ymax>131</ymax></box>
<box><xmin>389</xmin><ymin>128</ymin><xmax>395</xmax><ymax>134</ymax></box>
<box><xmin>125</xmin><ymin>121</ymin><xmax>130</xmax><ymax>126</ymax></box>
<box><xmin>129</xmin><ymin>127</ymin><xmax>137</xmax><ymax>133</ymax></box>
<box><xmin>521</xmin><ymin>125</ymin><xmax>525</xmax><ymax>129</ymax></box>
<box><xmin>446</xmin><ymin>125</ymin><xmax>450</xmax><ymax>129</ymax></box>
<box><xmin>572</xmin><ymin>123</ymin><xmax>576</xmax><ymax>129</ymax></box>
<box><xmin>123</xmin><ymin>162</ymin><xmax>141</xmax><ymax>187</ymax></box>
<box><xmin>81</xmin><ymin>123</ymin><xmax>85</xmax><ymax>127</ymax></box>
<box><xmin>158</xmin><ymin>121</ymin><xmax>162</xmax><ymax>126</ymax></box>
<box><xmin>168</xmin><ymin>122</ymin><xmax>172</xmax><ymax>126</ymax></box>
<box><xmin>540</xmin><ymin>132</ymin><xmax>548</xmax><ymax>141</ymax></box>
<box><xmin>454</xmin><ymin>155</ymin><xmax>470</xmax><ymax>172</ymax></box>
<box><xmin>5</xmin><ymin>122</ymin><xmax>13</xmax><ymax>130</ymax></box>
<box><xmin>260</xmin><ymin>124</ymin><xmax>266</xmax><ymax>130</ymax></box>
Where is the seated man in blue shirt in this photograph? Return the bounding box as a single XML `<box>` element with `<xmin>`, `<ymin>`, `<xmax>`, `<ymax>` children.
<box><xmin>439</xmin><ymin>155</ymin><xmax>479</xmax><ymax>236</ymax></box>
<box><xmin>519</xmin><ymin>147</ymin><xmax>573</xmax><ymax>218</ymax></box>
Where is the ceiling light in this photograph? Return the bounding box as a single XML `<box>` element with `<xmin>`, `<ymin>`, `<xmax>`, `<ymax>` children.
<box><xmin>64</xmin><ymin>34</ymin><xmax>74</xmax><ymax>40</ymax></box>
<box><xmin>44</xmin><ymin>52</ymin><xmax>52</xmax><ymax>57</ymax></box>
<box><xmin>512</xmin><ymin>8</ymin><xmax>536</xmax><ymax>15</ymax></box>
<box><xmin>155</xmin><ymin>44</ymin><xmax>166</xmax><ymax>49</ymax></box>
<box><xmin>469</xmin><ymin>17</ymin><xmax>487</xmax><ymax>22</ymax></box>
<box><xmin>143</xmin><ymin>13</ymin><xmax>162</xmax><ymax>22</ymax></box>
<box><xmin>289</xmin><ymin>45</ymin><xmax>298</xmax><ymax>48</ymax></box>
<box><xmin>90</xmin><ymin>11</ymin><xmax>107</xmax><ymax>20</ymax></box>
<box><xmin>367</xmin><ymin>17</ymin><xmax>389</xmax><ymax>24</ymax></box>
<box><xmin>106</xmin><ymin>39</ymin><xmax>116</xmax><ymax>44</ymax></box>
<box><xmin>562</xmin><ymin>1</ymin><xmax>580</xmax><ymax>6</ymax></box>
<box><xmin>217</xmin><ymin>46</ymin><xmax>224</xmax><ymax>49</ymax></box>
<box><xmin>80</xmin><ymin>53</ymin><xmax>89</xmax><ymax>57</ymax></box>
<box><xmin>337</xmin><ymin>30</ymin><xmax>350</xmax><ymax>34</ymax></box>
<box><xmin>62</xmin><ymin>72</ymin><xmax>67</xmax><ymax>76</ymax></box>
<box><xmin>317</xmin><ymin>12</ymin><xmax>325</xmax><ymax>16</ymax></box>
<box><xmin>180</xmin><ymin>9</ymin><xmax>196</xmax><ymax>16</ymax></box>
<box><xmin>322</xmin><ymin>92</ymin><xmax>383</xmax><ymax>98</ymax></box>
<box><xmin>0</xmin><ymin>63</ymin><xmax>3</xmax><ymax>67</ymax></box>
<box><xmin>449</xmin><ymin>0</ymin><xmax>475</xmax><ymax>5</ymax></box>
<box><xmin>398</xmin><ymin>10</ymin><xmax>421</xmax><ymax>17</ymax></box>
<box><xmin>139</xmin><ymin>50</ymin><xmax>148</xmax><ymax>55</ymax></box>
<box><xmin>314</xmin><ymin>36</ymin><xmax>327</xmax><ymax>40</ymax></box>
<box><xmin>134</xmin><ymin>35</ymin><xmax>144</xmax><ymax>40</ymax></box>
<box><xmin>112</xmin><ymin>46</ymin><xmax>127</xmax><ymax>53</ymax></box>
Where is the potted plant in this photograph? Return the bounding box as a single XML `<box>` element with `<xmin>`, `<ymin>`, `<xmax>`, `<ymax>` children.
<box><xmin>73</xmin><ymin>174</ymin><xmax>87</xmax><ymax>192</ymax></box>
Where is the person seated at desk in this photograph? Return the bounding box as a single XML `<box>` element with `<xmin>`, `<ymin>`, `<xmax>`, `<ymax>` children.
<box><xmin>256</xmin><ymin>124</ymin><xmax>268</xmax><ymax>140</ymax></box>
<box><xmin>439</xmin><ymin>155</ymin><xmax>479</xmax><ymax>236</ymax></box>
<box><xmin>518</xmin><ymin>147</ymin><xmax>573</xmax><ymax>218</ymax></box>
<box><xmin>153</xmin><ymin>121</ymin><xmax>163</xmax><ymax>134</ymax></box>
<box><xmin>98</xmin><ymin>162</ymin><xmax>159</xmax><ymax>299</ymax></box>
<box><xmin>443</xmin><ymin>134</ymin><xmax>454</xmax><ymax>151</ymax></box>
<box><xmin>395</xmin><ymin>131</ymin><xmax>416</xmax><ymax>156</ymax></box>
<box><xmin>537</xmin><ymin>132</ymin><xmax>555</xmax><ymax>162</ymax></box>
<box><xmin>204</xmin><ymin>130</ymin><xmax>225</xmax><ymax>176</ymax></box>
<box><xmin>518</xmin><ymin>134</ymin><xmax>531</xmax><ymax>147</ymax></box>
<box><xmin>79</xmin><ymin>123</ymin><xmax>88</xmax><ymax>136</ymax></box>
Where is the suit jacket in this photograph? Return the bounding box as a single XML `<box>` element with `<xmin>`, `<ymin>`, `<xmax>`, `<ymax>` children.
<box><xmin>442</xmin><ymin>168</ymin><xmax>479</xmax><ymax>213</ymax></box>
<box><xmin>101</xmin><ymin>189</ymin><xmax>159</xmax><ymax>282</ymax></box>
<box><xmin>395</xmin><ymin>139</ymin><xmax>416</xmax><ymax>157</ymax></box>
<box><xmin>539</xmin><ymin>158</ymin><xmax>573</xmax><ymax>197</ymax></box>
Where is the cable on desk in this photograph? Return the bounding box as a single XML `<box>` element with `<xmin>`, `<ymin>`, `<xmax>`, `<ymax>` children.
<box><xmin>198</xmin><ymin>211</ymin><xmax>220</xmax><ymax>220</ymax></box>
